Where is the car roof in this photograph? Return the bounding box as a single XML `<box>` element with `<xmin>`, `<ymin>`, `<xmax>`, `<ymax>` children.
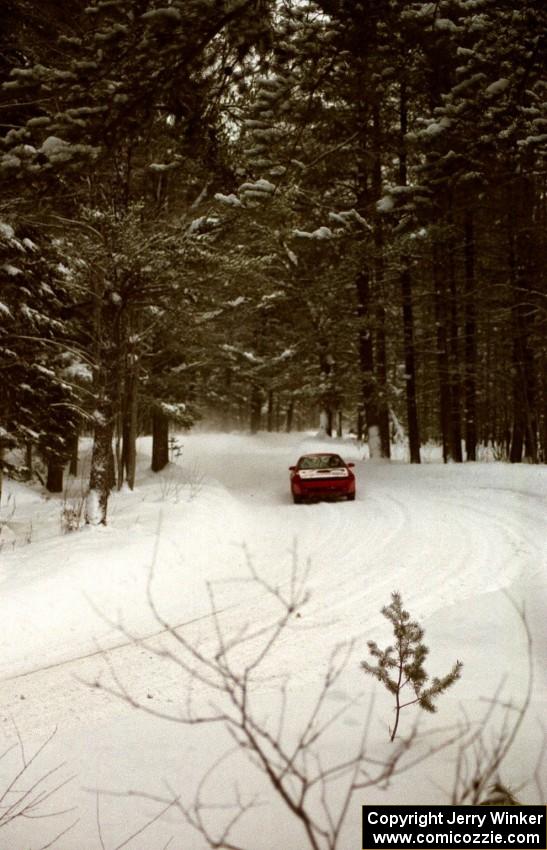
<box><xmin>299</xmin><ymin>452</ymin><xmax>341</xmax><ymax>456</ymax></box>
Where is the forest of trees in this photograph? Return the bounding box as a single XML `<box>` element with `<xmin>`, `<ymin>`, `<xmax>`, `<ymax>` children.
<box><xmin>1</xmin><ymin>0</ymin><xmax>545</xmax><ymax>522</ymax></box>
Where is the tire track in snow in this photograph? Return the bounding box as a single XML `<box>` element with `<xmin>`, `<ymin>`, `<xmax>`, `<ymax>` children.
<box><xmin>2</xmin><ymin>437</ymin><xmax>543</xmax><ymax>734</ymax></box>
<box><xmin>432</xmin><ymin>491</ymin><xmax>542</xmax><ymax>584</ymax></box>
<box><xmin>0</xmin><ymin>604</ymin><xmax>235</xmax><ymax>685</ymax></box>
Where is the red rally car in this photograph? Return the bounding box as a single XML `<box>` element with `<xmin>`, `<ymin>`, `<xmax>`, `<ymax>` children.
<box><xmin>289</xmin><ymin>452</ymin><xmax>356</xmax><ymax>504</ymax></box>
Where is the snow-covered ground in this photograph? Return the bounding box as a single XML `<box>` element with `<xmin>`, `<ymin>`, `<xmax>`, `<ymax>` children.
<box><xmin>0</xmin><ymin>432</ymin><xmax>545</xmax><ymax>849</ymax></box>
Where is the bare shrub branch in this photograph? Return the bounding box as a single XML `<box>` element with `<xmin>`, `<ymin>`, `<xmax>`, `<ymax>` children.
<box><xmin>450</xmin><ymin>593</ymin><xmax>537</xmax><ymax>805</ymax></box>
<box><xmin>90</xmin><ymin>547</ymin><xmax>469</xmax><ymax>850</ymax></box>
<box><xmin>88</xmin><ymin>536</ymin><xmax>541</xmax><ymax>849</ymax></box>
<box><xmin>0</xmin><ymin>725</ymin><xmax>77</xmax><ymax>846</ymax></box>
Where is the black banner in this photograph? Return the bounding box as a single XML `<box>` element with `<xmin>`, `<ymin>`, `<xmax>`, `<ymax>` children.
<box><xmin>362</xmin><ymin>805</ymin><xmax>547</xmax><ymax>850</ymax></box>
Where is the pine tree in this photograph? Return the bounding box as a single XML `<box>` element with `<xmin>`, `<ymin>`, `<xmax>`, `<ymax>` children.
<box><xmin>1</xmin><ymin>0</ymin><xmax>544</xmax><ymax>467</ymax></box>
<box><xmin>362</xmin><ymin>592</ymin><xmax>463</xmax><ymax>741</ymax></box>
<box><xmin>1</xmin><ymin>0</ymin><xmax>277</xmax><ymax>519</ymax></box>
<box><xmin>407</xmin><ymin>1</ymin><xmax>547</xmax><ymax>462</ymax></box>
<box><xmin>0</xmin><ymin>217</ymin><xmax>82</xmax><ymax>491</ymax></box>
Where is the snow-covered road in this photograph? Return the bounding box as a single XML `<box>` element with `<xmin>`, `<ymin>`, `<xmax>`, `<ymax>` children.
<box><xmin>0</xmin><ymin>432</ymin><xmax>545</xmax><ymax>849</ymax></box>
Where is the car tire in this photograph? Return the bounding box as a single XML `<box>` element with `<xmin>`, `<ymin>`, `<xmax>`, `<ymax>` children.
<box><xmin>347</xmin><ymin>492</ymin><xmax>355</xmax><ymax>501</ymax></box>
<box><xmin>293</xmin><ymin>494</ymin><xmax>303</xmax><ymax>504</ymax></box>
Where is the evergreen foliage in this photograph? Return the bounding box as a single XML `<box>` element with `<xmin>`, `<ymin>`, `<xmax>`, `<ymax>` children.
<box><xmin>361</xmin><ymin>591</ymin><xmax>462</xmax><ymax>741</ymax></box>
<box><xmin>1</xmin><ymin>0</ymin><xmax>545</xmax><ymax>517</ymax></box>
<box><xmin>0</xmin><ymin>217</ymin><xmax>82</xmax><ymax>484</ymax></box>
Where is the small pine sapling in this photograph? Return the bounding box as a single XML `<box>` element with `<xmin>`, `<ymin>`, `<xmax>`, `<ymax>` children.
<box><xmin>479</xmin><ymin>783</ymin><xmax>520</xmax><ymax>806</ymax></box>
<box><xmin>361</xmin><ymin>591</ymin><xmax>462</xmax><ymax>741</ymax></box>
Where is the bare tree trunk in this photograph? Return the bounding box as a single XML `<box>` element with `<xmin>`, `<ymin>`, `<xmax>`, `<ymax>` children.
<box><xmin>115</xmin><ymin>409</ymin><xmax>124</xmax><ymax>490</ymax></box>
<box><xmin>447</xmin><ymin>230</ymin><xmax>463</xmax><ymax>463</ymax></box>
<box><xmin>321</xmin><ymin>407</ymin><xmax>333</xmax><ymax>437</ymax></box>
<box><xmin>375</xmin><ymin>300</ymin><xmax>391</xmax><ymax>457</ymax></box>
<box><xmin>509</xmin><ymin>374</ymin><xmax>524</xmax><ymax>462</ymax></box>
<box><xmin>275</xmin><ymin>397</ymin><xmax>281</xmax><ymax>432</ymax></box>
<box><xmin>356</xmin><ymin>265</ymin><xmax>382</xmax><ymax>458</ymax></box>
<box><xmin>319</xmin><ymin>407</ymin><xmax>333</xmax><ymax>437</ymax></box>
<box><xmin>86</xmin><ymin>272</ymin><xmax>119</xmax><ymax>524</ymax></box>
<box><xmin>69</xmin><ymin>430</ymin><xmax>79</xmax><ymax>477</ymax></box>
<box><xmin>398</xmin><ymin>81</ymin><xmax>421</xmax><ymax>464</ymax></box>
<box><xmin>250</xmin><ymin>384</ymin><xmax>262</xmax><ymax>434</ymax></box>
<box><xmin>539</xmin><ymin>357</ymin><xmax>546</xmax><ymax>463</ymax></box>
<box><xmin>372</xmin><ymin>103</ymin><xmax>390</xmax><ymax>458</ymax></box>
<box><xmin>433</xmin><ymin>240</ymin><xmax>454</xmax><ymax>463</ymax></box>
<box><xmin>508</xmin><ymin>180</ymin><xmax>538</xmax><ymax>463</ymax></box>
<box><xmin>354</xmin><ymin>100</ymin><xmax>384</xmax><ymax>460</ymax></box>
<box><xmin>151</xmin><ymin>408</ymin><xmax>169</xmax><ymax>472</ymax></box>
<box><xmin>86</xmin><ymin>400</ymin><xmax>115</xmax><ymax>525</ymax></box>
<box><xmin>125</xmin><ymin>373</ymin><xmax>138</xmax><ymax>489</ymax></box>
<box><xmin>25</xmin><ymin>443</ymin><xmax>33</xmax><ymax>480</ymax></box>
<box><xmin>401</xmin><ymin>263</ymin><xmax>421</xmax><ymax>463</ymax></box>
<box><xmin>267</xmin><ymin>389</ymin><xmax>274</xmax><ymax>432</ymax></box>
<box><xmin>463</xmin><ymin>210</ymin><xmax>477</xmax><ymax>460</ymax></box>
<box><xmin>46</xmin><ymin>459</ymin><xmax>64</xmax><ymax>493</ymax></box>
<box><xmin>108</xmin><ymin>441</ymin><xmax>116</xmax><ymax>491</ymax></box>
<box><xmin>285</xmin><ymin>399</ymin><xmax>294</xmax><ymax>433</ymax></box>
<box><xmin>122</xmin><ymin>311</ymin><xmax>140</xmax><ymax>489</ymax></box>
<box><xmin>318</xmin><ymin>344</ymin><xmax>336</xmax><ymax>437</ymax></box>
<box><xmin>356</xmin><ymin>409</ymin><xmax>364</xmax><ymax>442</ymax></box>
<box><xmin>122</xmin><ymin>369</ymin><xmax>138</xmax><ymax>489</ymax></box>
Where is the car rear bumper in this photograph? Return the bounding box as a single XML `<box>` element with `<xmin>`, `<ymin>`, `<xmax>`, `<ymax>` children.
<box><xmin>291</xmin><ymin>478</ymin><xmax>355</xmax><ymax>499</ymax></box>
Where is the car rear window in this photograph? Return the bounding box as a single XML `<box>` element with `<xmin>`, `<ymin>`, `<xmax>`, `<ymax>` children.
<box><xmin>298</xmin><ymin>455</ymin><xmax>344</xmax><ymax>469</ymax></box>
